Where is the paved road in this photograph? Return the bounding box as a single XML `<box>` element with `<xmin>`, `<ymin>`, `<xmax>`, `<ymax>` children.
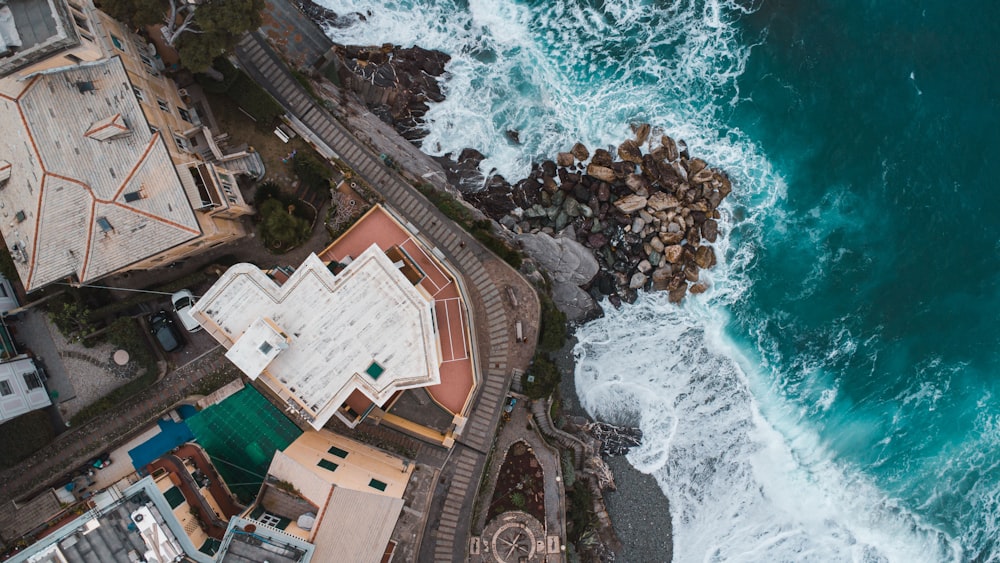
<box><xmin>234</xmin><ymin>31</ymin><xmax>539</xmax><ymax>562</ymax></box>
<box><xmin>0</xmin><ymin>348</ymin><xmax>241</xmax><ymax>501</ymax></box>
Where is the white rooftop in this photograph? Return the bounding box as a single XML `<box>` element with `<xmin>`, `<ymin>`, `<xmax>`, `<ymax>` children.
<box><xmin>0</xmin><ymin>57</ymin><xmax>200</xmax><ymax>291</ymax></box>
<box><xmin>192</xmin><ymin>247</ymin><xmax>441</xmax><ymax>430</ymax></box>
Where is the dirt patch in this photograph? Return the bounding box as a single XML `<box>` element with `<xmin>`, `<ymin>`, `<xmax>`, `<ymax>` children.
<box><xmin>487</xmin><ymin>440</ymin><xmax>546</xmax><ymax>523</ymax></box>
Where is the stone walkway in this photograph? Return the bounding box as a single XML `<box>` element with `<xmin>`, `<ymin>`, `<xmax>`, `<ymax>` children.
<box><xmin>0</xmin><ymin>347</ymin><xmax>240</xmax><ymax>501</ymax></box>
<box><xmin>234</xmin><ymin>31</ymin><xmax>543</xmax><ymax>562</ymax></box>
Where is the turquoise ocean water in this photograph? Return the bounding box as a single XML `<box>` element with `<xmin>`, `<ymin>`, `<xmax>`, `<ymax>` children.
<box><xmin>316</xmin><ymin>0</ymin><xmax>1000</xmax><ymax>560</ymax></box>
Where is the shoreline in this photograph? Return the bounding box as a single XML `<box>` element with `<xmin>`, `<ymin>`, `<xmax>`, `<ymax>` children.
<box><xmin>552</xmin><ymin>332</ymin><xmax>674</xmax><ymax>562</ymax></box>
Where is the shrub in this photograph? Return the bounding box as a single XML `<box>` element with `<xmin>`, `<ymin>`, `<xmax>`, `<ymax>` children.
<box><xmin>566</xmin><ymin>482</ymin><xmax>596</xmax><ymax>544</ymax></box>
<box><xmin>414</xmin><ymin>184</ymin><xmax>523</xmax><ymax>268</ymax></box>
<box><xmin>510</xmin><ymin>492</ymin><xmax>526</xmax><ymax>509</ymax></box>
<box><xmin>292</xmin><ymin>153</ymin><xmax>332</xmax><ymax>197</ymax></box>
<box><xmin>538</xmin><ymin>293</ymin><xmax>567</xmax><ymax>352</ymax></box>
<box><xmin>196</xmin><ymin>58</ymin><xmax>282</xmax><ymax>126</ymax></box>
<box><xmin>524</xmin><ymin>353</ymin><xmax>561</xmax><ymax>400</ymax></box>
<box><xmin>258</xmin><ymin>198</ymin><xmax>311</xmax><ymax>251</ymax></box>
<box><xmin>49</xmin><ymin>301</ymin><xmax>94</xmax><ymax>343</ymax></box>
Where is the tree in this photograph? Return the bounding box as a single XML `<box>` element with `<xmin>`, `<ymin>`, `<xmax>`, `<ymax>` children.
<box><xmin>97</xmin><ymin>0</ymin><xmax>164</xmax><ymax>28</ymax></box>
<box><xmin>258</xmin><ymin>198</ymin><xmax>311</xmax><ymax>250</ymax></box>
<box><xmin>172</xmin><ymin>0</ymin><xmax>264</xmax><ymax>71</ymax></box>
<box><xmin>49</xmin><ymin>301</ymin><xmax>95</xmax><ymax>343</ymax></box>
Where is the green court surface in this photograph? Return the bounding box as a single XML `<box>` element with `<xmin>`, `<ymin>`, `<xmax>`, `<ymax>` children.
<box><xmin>186</xmin><ymin>385</ymin><xmax>302</xmax><ymax>503</ymax></box>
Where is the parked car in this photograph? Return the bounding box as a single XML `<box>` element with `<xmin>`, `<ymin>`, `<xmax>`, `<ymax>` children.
<box><xmin>171</xmin><ymin>289</ymin><xmax>202</xmax><ymax>332</ymax></box>
<box><xmin>149</xmin><ymin>310</ymin><xmax>182</xmax><ymax>352</ymax></box>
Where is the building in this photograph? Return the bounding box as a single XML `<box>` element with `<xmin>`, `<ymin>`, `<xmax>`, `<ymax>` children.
<box><xmin>0</xmin><ymin>355</ymin><xmax>50</xmax><ymax>424</ymax></box>
<box><xmin>192</xmin><ymin>205</ymin><xmax>479</xmax><ymax>444</ymax></box>
<box><xmin>192</xmin><ymin>244</ymin><xmax>442</xmax><ymax>431</ymax></box>
<box><xmin>241</xmin><ymin>430</ymin><xmax>412</xmax><ymax>563</ymax></box>
<box><xmin>4</xmin><ymin>476</ymin><xmax>314</xmax><ymax>563</ymax></box>
<box><xmin>0</xmin><ymin>0</ymin><xmax>255</xmax><ymax>292</ymax></box>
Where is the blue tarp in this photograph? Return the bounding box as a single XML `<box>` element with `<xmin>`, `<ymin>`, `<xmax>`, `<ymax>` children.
<box><xmin>128</xmin><ymin>412</ymin><xmax>196</xmax><ymax>473</ymax></box>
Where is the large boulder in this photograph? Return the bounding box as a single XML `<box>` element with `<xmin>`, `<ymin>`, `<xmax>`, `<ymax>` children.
<box><xmin>663</xmin><ymin>245</ymin><xmax>684</xmax><ymax>264</ymax></box>
<box><xmin>517</xmin><ymin>231</ymin><xmax>599</xmax><ymax>286</ymax></box>
<box><xmin>557</xmin><ymin>152</ymin><xmax>575</xmax><ymax>167</ymax></box>
<box><xmin>551</xmin><ymin>281</ymin><xmax>599</xmax><ymax>322</ymax></box>
<box><xmin>618</xmin><ymin>139</ymin><xmax>643</xmax><ymax>164</ymax></box>
<box><xmin>571</xmin><ymin>142</ymin><xmax>590</xmax><ymax>162</ymax></box>
<box><xmin>634</xmin><ymin>123</ymin><xmax>651</xmax><ymax>145</ymax></box>
<box><xmin>586</xmin><ymin>164</ymin><xmax>617</xmax><ymax>184</ymax></box>
<box><xmin>647</xmin><ymin>192</ymin><xmax>680</xmax><ymax>212</ymax></box>
<box><xmin>612</xmin><ymin>194</ymin><xmax>648</xmax><ymax>214</ymax></box>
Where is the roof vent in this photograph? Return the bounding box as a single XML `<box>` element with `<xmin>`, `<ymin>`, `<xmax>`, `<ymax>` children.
<box><xmin>76</xmin><ymin>81</ymin><xmax>95</xmax><ymax>94</ymax></box>
<box><xmin>84</xmin><ymin>114</ymin><xmax>130</xmax><ymax>141</ymax></box>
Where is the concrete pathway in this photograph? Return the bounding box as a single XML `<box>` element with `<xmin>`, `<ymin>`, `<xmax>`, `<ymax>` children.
<box><xmin>234</xmin><ymin>31</ymin><xmax>541</xmax><ymax>562</ymax></box>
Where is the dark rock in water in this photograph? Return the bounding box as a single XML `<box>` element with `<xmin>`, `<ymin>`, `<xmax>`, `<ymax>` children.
<box><xmin>633</xmin><ymin>123</ymin><xmax>651</xmax><ymax>146</ymax></box>
<box><xmin>586</xmin><ymin>164</ymin><xmax>616</xmax><ymax>184</ymax></box>
<box><xmin>694</xmin><ymin>245</ymin><xmax>716</xmax><ymax>269</ymax></box>
<box><xmin>661</xmin><ymin>135</ymin><xmax>679</xmax><ymax>162</ymax></box>
<box><xmin>668</xmin><ymin>284</ymin><xmax>687</xmax><ymax>303</ymax></box>
<box><xmin>701</xmin><ymin>218</ymin><xmax>719</xmax><ymax>243</ymax></box>
<box><xmin>596</xmin><ymin>273</ymin><xmax>616</xmax><ymax>295</ymax></box>
<box><xmin>689</xmin><ymin>282</ymin><xmax>708</xmax><ymax>294</ymax></box>
<box><xmin>557</xmin><ymin>152</ymin><xmax>575</xmax><ymax>167</ymax></box>
<box><xmin>506</xmin><ymin>129</ymin><xmax>521</xmax><ymax>144</ymax></box>
<box><xmin>592</xmin><ymin>148</ymin><xmax>614</xmax><ymax>167</ymax></box>
<box><xmin>541</xmin><ymin>160</ymin><xmax>557</xmax><ymax>178</ymax></box>
<box><xmin>571</xmin><ymin>142</ymin><xmax>590</xmax><ymax>162</ymax></box>
<box><xmin>618</xmin><ymin>139</ymin><xmax>643</xmax><ymax>164</ymax></box>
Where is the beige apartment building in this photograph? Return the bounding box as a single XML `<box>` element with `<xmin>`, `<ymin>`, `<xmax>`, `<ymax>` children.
<box><xmin>0</xmin><ymin>0</ymin><xmax>255</xmax><ymax>291</ymax></box>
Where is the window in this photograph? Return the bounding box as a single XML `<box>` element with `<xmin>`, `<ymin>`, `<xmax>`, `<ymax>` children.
<box><xmin>0</xmin><ymin>380</ymin><xmax>11</xmax><ymax>396</ymax></box>
<box><xmin>178</xmin><ymin>107</ymin><xmax>192</xmax><ymax>123</ymax></box>
<box><xmin>327</xmin><ymin>446</ymin><xmax>348</xmax><ymax>459</ymax></box>
<box><xmin>317</xmin><ymin>459</ymin><xmax>338</xmax><ymax>472</ymax></box>
<box><xmin>111</xmin><ymin>34</ymin><xmax>124</xmax><ymax>51</ymax></box>
<box><xmin>124</xmin><ymin>191</ymin><xmax>143</xmax><ymax>202</ymax></box>
<box><xmin>368</xmin><ymin>479</ymin><xmax>387</xmax><ymax>492</ymax></box>
<box><xmin>96</xmin><ymin>217</ymin><xmax>113</xmax><ymax>233</ymax></box>
<box><xmin>22</xmin><ymin>372</ymin><xmax>42</xmax><ymax>390</ymax></box>
<box><xmin>173</xmin><ymin>135</ymin><xmax>189</xmax><ymax>151</ymax></box>
<box><xmin>15</xmin><ymin>211</ymin><xmax>26</xmax><ymax>223</ymax></box>
<box><xmin>65</xmin><ymin>54</ymin><xmax>82</xmax><ymax>64</ymax></box>
<box><xmin>133</xmin><ymin>86</ymin><xmax>145</xmax><ymax>103</ymax></box>
<box><xmin>157</xmin><ymin>99</ymin><xmax>170</xmax><ymax>112</ymax></box>
<box><xmin>258</xmin><ymin>513</ymin><xmax>281</xmax><ymax>527</ymax></box>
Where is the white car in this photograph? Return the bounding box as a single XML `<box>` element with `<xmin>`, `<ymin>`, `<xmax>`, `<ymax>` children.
<box><xmin>171</xmin><ymin>289</ymin><xmax>202</xmax><ymax>332</ymax></box>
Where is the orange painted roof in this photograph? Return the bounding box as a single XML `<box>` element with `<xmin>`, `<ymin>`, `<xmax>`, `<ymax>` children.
<box><xmin>319</xmin><ymin>206</ymin><xmax>475</xmax><ymax>415</ymax></box>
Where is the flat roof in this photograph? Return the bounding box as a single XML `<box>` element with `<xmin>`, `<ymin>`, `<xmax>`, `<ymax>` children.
<box><xmin>0</xmin><ymin>57</ymin><xmax>200</xmax><ymax>291</ymax></box>
<box><xmin>0</xmin><ymin>0</ymin><xmax>80</xmax><ymax>77</ymax></box>
<box><xmin>317</xmin><ymin>205</ymin><xmax>476</xmax><ymax>415</ymax></box>
<box><xmin>217</xmin><ymin>517</ymin><xmax>313</xmax><ymax>563</ymax></box>
<box><xmin>192</xmin><ymin>248</ymin><xmax>441</xmax><ymax>430</ymax></box>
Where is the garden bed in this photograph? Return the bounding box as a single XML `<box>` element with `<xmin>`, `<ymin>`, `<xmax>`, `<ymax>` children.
<box><xmin>487</xmin><ymin>440</ymin><xmax>546</xmax><ymax>523</ymax></box>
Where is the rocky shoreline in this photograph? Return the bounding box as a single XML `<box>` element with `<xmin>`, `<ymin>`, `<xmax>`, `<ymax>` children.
<box><xmin>466</xmin><ymin>124</ymin><xmax>731</xmax><ymax>314</ymax></box>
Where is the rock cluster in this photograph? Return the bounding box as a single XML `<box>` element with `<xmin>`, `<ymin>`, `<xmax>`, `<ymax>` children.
<box><xmin>471</xmin><ymin>125</ymin><xmax>732</xmax><ymax>305</ymax></box>
<box><xmin>327</xmin><ymin>43</ymin><xmax>450</xmax><ymax>141</ymax></box>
